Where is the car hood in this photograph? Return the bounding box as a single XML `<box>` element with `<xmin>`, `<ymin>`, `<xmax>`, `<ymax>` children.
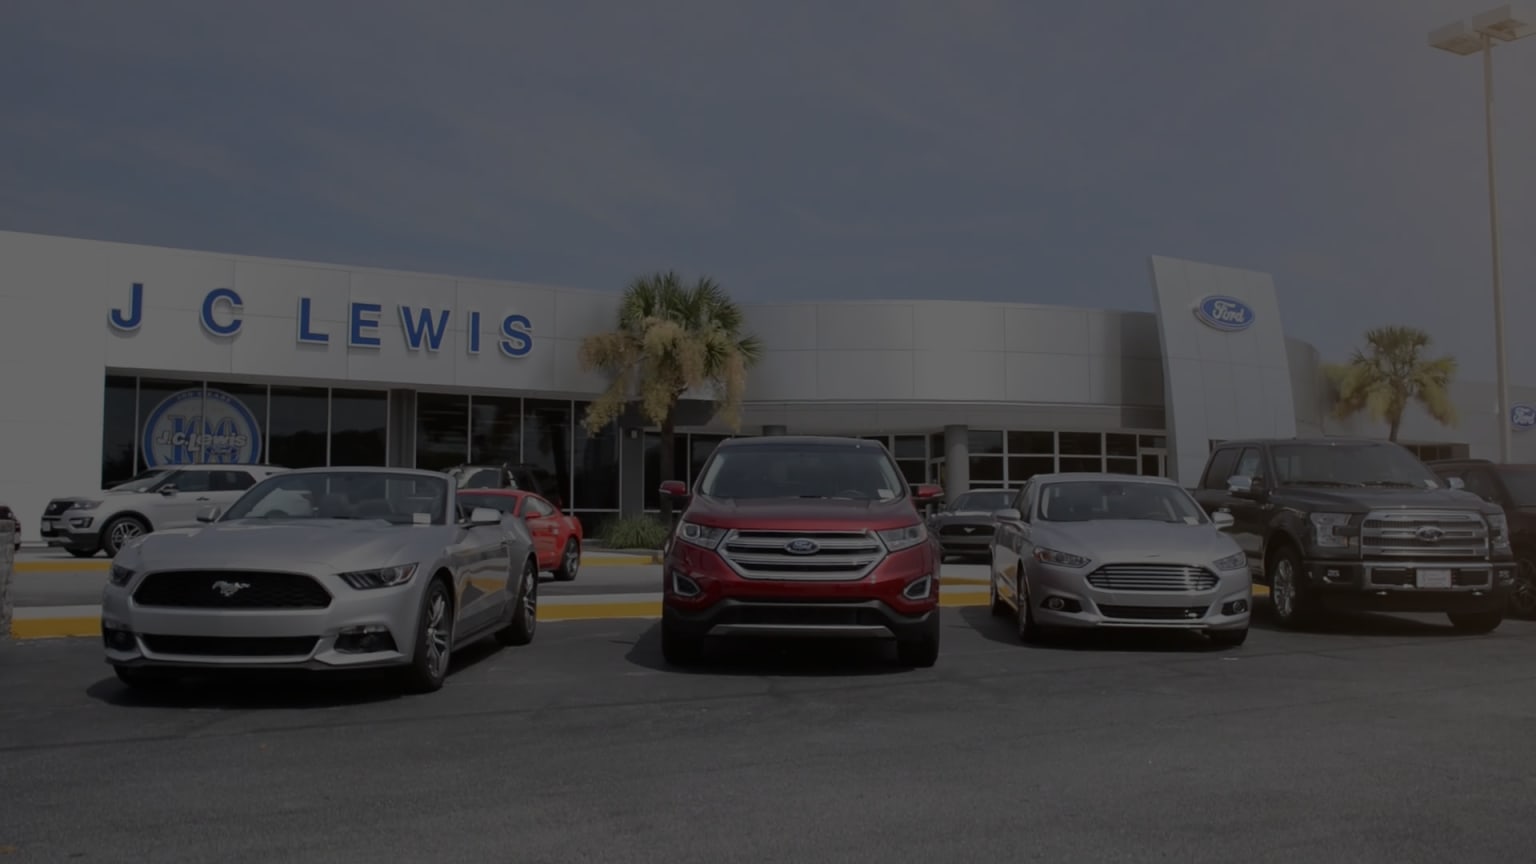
<box><xmin>1037</xmin><ymin>519</ymin><xmax>1239</xmax><ymax>566</ymax></box>
<box><xmin>683</xmin><ymin>496</ymin><xmax>922</xmax><ymax>531</ymax></box>
<box><xmin>1277</xmin><ymin>486</ymin><xmax>1500</xmax><ymax>515</ymax></box>
<box><xmin>932</xmin><ymin>509</ymin><xmax>999</xmax><ymax>521</ymax></box>
<box><xmin>118</xmin><ymin>519</ymin><xmax>449</xmax><ymax>572</ymax></box>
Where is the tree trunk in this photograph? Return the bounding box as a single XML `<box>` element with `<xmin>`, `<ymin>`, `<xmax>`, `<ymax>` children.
<box><xmin>1388</xmin><ymin>416</ymin><xmax>1401</xmax><ymax>442</ymax></box>
<box><xmin>658</xmin><ymin>412</ymin><xmax>677</xmax><ymax>523</ymax></box>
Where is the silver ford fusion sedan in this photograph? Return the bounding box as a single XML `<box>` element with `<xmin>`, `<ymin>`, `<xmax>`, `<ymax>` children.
<box><xmin>101</xmin><ymin>466</ymin><xmax>541</xmax><ymax>693</ymax></box>
<box><xmin>988</xmin><ymin>473</ymin><xmax>1252</xmax><ymax>647</ymax></box>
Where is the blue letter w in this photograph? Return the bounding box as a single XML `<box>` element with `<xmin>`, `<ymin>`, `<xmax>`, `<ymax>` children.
<box><xmin>399</xmin><ymin>306</ymin><xmax>451</xmax><ymax>352</ymax></box>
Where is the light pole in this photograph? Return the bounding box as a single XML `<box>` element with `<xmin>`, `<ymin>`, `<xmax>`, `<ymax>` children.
<box><xmin>1428</xmin><ymin>3</ymin><xmax>1532</xmax><ymax>463</ymax></box>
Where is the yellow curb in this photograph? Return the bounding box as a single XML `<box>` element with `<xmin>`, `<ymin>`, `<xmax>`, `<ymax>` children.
<box><xmin>10</xmin><ymin>617</ymin><xmax>101</xmax><ymax>639</ymax></box>
<box><xmin>15</xmin><ymin>560</ymin><xmax>111</xmax><ymax>573</ymax></box>
<box><xmin>942</xmin><ymin>576</ymin><xmax>990</xmax><ymax>586</ymax></box>
<box><xmin>540</xmin><ymin>601</ymin><xmax>662</xmax><ymax>621</ymax></box>
<box><xmin>583</xmin><ymin>554</ymin><xmax>659</xmax><ymax>566</ymax></box>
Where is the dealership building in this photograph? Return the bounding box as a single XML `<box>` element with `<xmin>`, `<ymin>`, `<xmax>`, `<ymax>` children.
<box><xmin>1</xmin><ymin>228</ymin><xmax>1531</xmax><ymax>543</ymax></box>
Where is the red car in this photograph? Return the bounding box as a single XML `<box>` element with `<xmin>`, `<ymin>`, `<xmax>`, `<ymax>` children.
<box><xmin>0</xmin><ymin>504</ymin><xmax>19</xmax><ymax>552</ymax></box>
<box><xmin>657</xmin><ymin>435</ymin><xmax>945</xmax><ymax>668</ymax></box>
<box><xmin>457</xmin><ymin>489</ymin><xmax>583</xmax><ymax>580</ymax></box>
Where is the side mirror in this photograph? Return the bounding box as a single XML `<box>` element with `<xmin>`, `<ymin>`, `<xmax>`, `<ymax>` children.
<box><xmin>195</xmin><ymin>504</ymin><xmax>222</xmax><ymax>523</ymax></box>
<box><xmin>1446</xmin><ymin>477</ymin><xmax>1466</xmax><ymax>490</ymax></box>
<box><xmin>993</xmin><ymin>508</ymin><xmax>1023</xmax><ymax>522</ymax></box>
<box><xmin>159</xmin><ymin>485</ymin><xmax>178</xmax><ymax>496</ymax></box>
<box><xmin>1211</xmin><ymin>511</ymin><xmax>1235</xmax><ymax>530</ymax></box>
<box><xmin>659</xmin><ymin>480</ymin><xmax>689</xmax><ymax>501</ymax></box>
<box><xmin>1226</xmin><ymin>475</ymin><xmax>1261</xmax><ymax>499</ymax></box>
<box><xmin>469</xmin><ymin>507</ymin><xmax>502</xmax><ymax>526</ymax></box>
<box><xmin>912</xmin><ymin>484</ymin><xmax>944</xmax><ymax>504</ymax></box>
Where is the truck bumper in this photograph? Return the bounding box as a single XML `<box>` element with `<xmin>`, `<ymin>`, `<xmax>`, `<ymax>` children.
<box><xmin>1301</xmin><ymin>558</ymin><xmax>1516</xmax><ymax>614</ymax></box>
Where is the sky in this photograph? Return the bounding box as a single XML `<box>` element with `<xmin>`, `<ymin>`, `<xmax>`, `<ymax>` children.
<box><xmin>2</xmin><ymin>0</ymin><xmax>1532</xmax><ymax>380</ymax></box>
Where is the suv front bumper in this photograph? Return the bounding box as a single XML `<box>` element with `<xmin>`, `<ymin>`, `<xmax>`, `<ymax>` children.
<box><xmin>1301</xmin><ymin>557</ymin><xmax>1515</xmax><ymax>613</ymax></box>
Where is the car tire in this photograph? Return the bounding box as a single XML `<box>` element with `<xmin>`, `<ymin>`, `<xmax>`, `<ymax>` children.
<box><xmin>660</xmin><ymin>610</ymin><xmax>704</xmax><ymax>667</ymax></box>
<box><xmin>400</xmin><ymin>578</ymin><xmax>455</xmax><ymax>694</ymax></box>
<box><xmin>66</xmin><ymin>547</ymin><xmax>98</xmax><ymax>558</ymax></box>
<box><xmin>552</xmin><ymin>538</ymin><xmax>579</xmax><ymax>582</ymax></box>
<box><xmin>989</xmin><ymin>575</ymin><xmax>1008</xmax><ymax>618</ymax></box>
<box><xmin>497</xmin><ymin>556</ymin><xmax>539</xmax><ymax>647</ymax></box>
<box><xmin>101</xmin><ymin>515</ymin><xmax>148</xmax><ymax>558</ymax></box>
<box><xmin>1265</xmin><ymin>543</ymin><xmax>1320</xmax><ymax>630</ymax></box>
<box><xmin>896</xmin><ymin>616</ymin><xmax>941</xmax><ymax>668</ymax></box>
<box><xmin>1208</xmin><ymin>626</ymin><xmax>1248</xmax><ymax>648</ymax></box>
<box><xmin>1015</xmin><ymin>574</ymin><xmax>1046</xmax><ymax>644</ymax></box>
<box><xmin>1510</xmin><ymin>555</ymin><xmax>1536</xmax><ymax>618</ymax></box>
<box><xmin>1447</xmin><ymin>610</ymin><xmax>1503</xmax><ymax>634</ymax></box>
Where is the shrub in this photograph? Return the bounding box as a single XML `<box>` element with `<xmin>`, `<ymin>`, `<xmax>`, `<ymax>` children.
<box><xmin>598</xmin><ymin>515</ymin><xmax>671</xmax><ymax>550</ymax></box>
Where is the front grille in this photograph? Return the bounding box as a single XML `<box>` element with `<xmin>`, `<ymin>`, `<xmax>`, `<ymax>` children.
<box><xmin>1087</xmin><ymin>564</ymin><xmax>1219</xmax><ymax>592</ymax></box>
<box><xmin>939</xmin><ymin>523</ymin><xmax>994</xmax><ymax>538</ymax></box>
<box><xmin>718</xmin><ymin>530</ymin><xmax>886</xmax><ymax>581</ymax></box>
<box><xmin>717</xmin><ymin>600</ymin><xmax>888</xmax><ymax>628</ymax></box>
<box><xmin>1368</xmin><ymin>568</ymin><xmax>1491</xmax><ymax>588</ymax></box>
<box><xmin>1098</xmin><ymin>604</ymin><xmax>1210</xmax><ymax>621</ymax></box>
<box><xmin>139</xmin><ymin>634</ymin><xmax>319</xmax><ymax>657</ymax></box>
<box><xmin>134</xmin><ymin>571</ymin><xmax>332</xmax><ymax>609</ymax></box>
<box><xmin>1361</xmin><ymin>510</ymin><xmax>1488</xmax><ymax>559</ymax></box>
<box><xmin>44</xmin><ymin>500</ymin><xmax>74</xmax><ymax>516</ymax></box>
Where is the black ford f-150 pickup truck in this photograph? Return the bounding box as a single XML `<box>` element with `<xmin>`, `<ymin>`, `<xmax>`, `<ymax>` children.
<box><xmin>1191</xmin><ymin>437</ymin><xmax>1516</xmax><ymax>632</ymax></box>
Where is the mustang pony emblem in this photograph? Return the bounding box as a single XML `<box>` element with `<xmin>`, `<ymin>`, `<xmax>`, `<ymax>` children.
<box><xmin>211</xmin><ymin>580</ymin><xmax>251</xmax><ymax>597</ymax></box>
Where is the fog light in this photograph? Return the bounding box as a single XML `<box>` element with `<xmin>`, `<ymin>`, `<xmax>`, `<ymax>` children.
<box><xmin>335</xmin><ymin>625</ymin><xmax>397</xmax><ymax>654</ymax></box>
<box><xmin>671</xmin><ymin>570</ymin><xmax>702</xmax><ymax>598</ymax></box>
<box><xmin>902</xmin><ymin>575</ymin><xmax>933</xmax><ymax>600</ymax></box>
<box><xmin>1222</xmin><ymin>599</ymin><xmax>1250</xmax><ymax>615</ymax></box>
<box><xmin>1324</xmin><ymin>569</ymin><xmax>1345</xmax><ymax>583</ymax></box>
<box><xmin>1496</xmin><ymin>570</ymin><xmax>1514</xmax><ymax>585</ymax></box>
<box><xmin>101</xmin><ymin>625</ymin><xmax>136</xmax><ymax>652</ymax></box>
<box><xmin>1041</xmin><ymin>596</ymin><xmax>1081</xmax><ymax>613</ymax></box>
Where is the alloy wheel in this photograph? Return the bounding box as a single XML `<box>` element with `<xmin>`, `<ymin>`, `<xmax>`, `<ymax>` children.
<box><xmin>522</xmin><ymin>559</ymin><xmax>538</xmax><ymax>631</ymax></box>
<box><xmin>1511</xmin><ymin>558</ymin><xmax>1536</xmax><ymax>617</ymax></box>
<box><xmin>1272</xmin><ymin>560</ymin><xmax>1296</xmax><ymax>620</ymax></box>
<box><xmin>109</xmin><ymin>519</ymin><xmax>143</xmax><ymax>550</ymax></box>
<box><xmin>425</xmin><ymin>591</ymin><xmax>452</xmax><ymax>679</ymax></box>
<box><xmin>563</xmin><ymin>542</ymin><xmax>580</xmax><ymax>579</ymax></box>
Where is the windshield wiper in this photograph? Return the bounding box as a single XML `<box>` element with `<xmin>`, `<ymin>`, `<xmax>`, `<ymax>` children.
<box><xmin>1360</xmin><ymin>480</ymin><xmax>1422</xmax><ymax>488</ymax></box>
<box><xmin>1288</xmin><ymin>479</ymin><xmax>1363</xmax><ymax>487</ymax></box>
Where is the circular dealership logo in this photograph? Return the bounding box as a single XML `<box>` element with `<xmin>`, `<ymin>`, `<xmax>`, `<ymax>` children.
<box><xmin>1512</xmin><ymin>403</ymin><xmax>1535</xmax><ymax>432</ymax></box>
<box><xmin>1193</xmin><ymin>295</ymin><xmax>1255</xmax><ymax>332</ymax></box>
<box><xmin>142</xmin><ymin>387</ymin><xmax>263</xmax><ymax>467</ymax></box>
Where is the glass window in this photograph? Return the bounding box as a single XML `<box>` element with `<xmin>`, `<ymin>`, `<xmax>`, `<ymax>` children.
<box><xmin>268</xmin><ymin>386</ymin><xmax>329</xmax><ymax>469</ymax></box>
<box><xmin>164</xmin><ymin>469</ymin><xmax>213</xmax><ymax>493</ymax></box>
<box><xmin>457</xmin><ymin>491</ymin><xmax>520</xmax><ymax>515</ymax></box>
<box><xmin>1106</xmin><ymin>458</ymin><xmax>1139</xmax><ymax>475</ymax></box>
<box><xmin>1138</xmin><ymin>435</ymin><xmax>1167</xmax><ymax>449</ymax></box>
<box><xmin>1140</xmin><ymin>453</ymin><xmax>1163</xmax><ymax>477</ymax></box>
<box><xmin>696</xmin><ymin>443</ymin><xmax>907</xmax><ymax>500</ymax></box>
<box><xmin>331</xmin><ymin>389</ymin><xmax>388</xmax><ymax>467</ymax></box>
<box><xmin>1008</xmin><ymin>456</ymin><xmax>1055</xmax><ymax>483</ymax></box>
<box><xmin>523</xmin><ymin>495</ymin><xmax>557</xmax><ymax>517</ymax></box>
<box><xmin>948</xmin><ymin>489</ymin><xmax>1016</xmax><ymax>512</ymax></box>
<box><xmin>1038</xmin><ymin>479</ymin><xmax>1207</xmax><ymax>524</ymax></box>
<box><xmin>1202</xmin><ymin>449</ymin><xmax>1240</xmax><ymax>490</ymax></box>
<box><xmin>691</xmin><ymin>435</ymin><xmax>728</xmax><ymax>485</ymax></box>
<box><xmin>928</xmin><ymin>432</ymin><xmax>944</xmax><ymax>460</ymax></box>
<box><xmin>572</xmin><ymin>400</ymin><xmax>620</xmax><ymax>510</ymax></box>
<box><xmin>209</xmin><ymin>470</ymin><xmax>256</xmax><ymax>491</ymax></box>
<box><xmin>897</xmin><ymin>460</ymin><xmax>926</xmax><ymax>486</ymax></box>
<box><xmin>1234</xmin><ymin>447</ymin><xmax>1266</xmax><ymax>481</ymax></box>
<box><xmin>102</xmin><ymin>375</ymin><xmax>138</xmax><ymax>486</ymax></box>
<box><xmin>415</xmin><ymin>392</ymin><xmax>469</xmax><ymax>472</ymax></box>
<box><xmin>968</xmin><ymin>429</ymin><xmax>1004</xmax><ymax>454</ymax></box>
<box><xmin>196</xmin><ymin>382</ymin><xmax>268</xmax><ymax>466</ymax></box>
<box><xmin>892</xmin><ymin>435</ymin><xmax>926</xmax><ymax>460</ymax></box>
<box><xmin>1058</xmin><ymin>432</ymin><xmax>1103</xmax><ymax>456</ymax></box>
<box><xmin>522</xmin><ymin>399</ymin><xmax>572</xmax><ymax>508</ymax></box>
<box><xmin>224</xmin><ymin>470</ymin><xmax>450</xmax><ymax>524</ymax></box>
<box><xmin>471</xmin><ymin>396</ymin><xmax>521</xmax><ymax>465</ymax></box>
<box><xmin>1499</xmin><ymin>469</ymin><xmax>1536</xmax><ymax>507</ymax></box>
<box><xmin>1007</xmin><ymin>430</ymin><xmax>1054</xmax><ymax>455</ymax></box>
<box><xmin>1462</xmin><ymin>468</ymin><xmax>1502</xmax><ymax>503</ymax></box>
<box><xmin>1270</xmin><ymin>443</ymin><xmax>1438</xmax><ymax>487</ymax></box>
<box><xmin>1059</xmin><ymin>456</ymin><xmax>1103</xmax><ymax>473</ymax></box>
<box><xmin>1106</xmin><ymin>433</ymin><xmax>1138</xmax><ymax>458</ymax></box>
<box><xmin>137</xmin><ymin>378</ymin><xmax>203</xmax><ymax>468</ymax></box>
<box><xmin>643</xmin><ymin>432</ymin><xmax>690</xmax><ymax>510</ymax></box>
<box><xmin>969</xmin><ymin>456</ymin><xmax>1005</xmax><ymax>483</ymax></box>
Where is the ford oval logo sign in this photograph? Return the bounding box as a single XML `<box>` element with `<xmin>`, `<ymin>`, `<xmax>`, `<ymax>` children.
<box><xmin>1193</xmin><ymin>295</ymin><xmax>1255</xmax><ymax>332</ymax></box>
<box><xmin>1513</xmin><ymin>403</ymin><xmax>1535</xmax><ymax>431</ymax></box>
<box><xmin>784</xmin><ymin>538</ymin><xmax>820</xmax><ymax>555</ymax></box>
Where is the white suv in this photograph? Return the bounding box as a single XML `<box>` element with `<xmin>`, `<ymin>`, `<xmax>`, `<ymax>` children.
<box><xmin>41</xmin><ymin>464</ymin><xmax>289</xmax><ymax>557</ymax></box>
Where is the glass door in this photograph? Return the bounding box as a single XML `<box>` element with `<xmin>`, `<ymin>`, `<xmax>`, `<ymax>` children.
<box><xmin>1139</xmin><ymin>448</ymin><xmax>1167</xmax><ymax>477</ymax></box>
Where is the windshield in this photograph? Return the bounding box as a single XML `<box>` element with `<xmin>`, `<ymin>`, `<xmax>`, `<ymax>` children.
<box><xmin>1039</xmin><ymin>480</ymin><xmax>1207</xmax><ymax>524</ymax></box>
<box><xmin>1503</xmin><ymin>470</ymin><xmax>1536</xmax><ymax>508</ymax></box>
<box><xmin>222</xmin><ymin>471</ymin><xmax>450</xmax><ymax>524</ymax></box>
<box><xmin>696</xmin><ymin>445</ymin><xmax>907</xmax><ymax>500</ymax></box>
<box><xmin>457</xmin><ymin>492</ymin><xmax>520</xmax><ymax>514</ymax></box>
<box><xmin>949</xmin><ymin>490</ymin><xmax>1015</xmax><ymax>512</ymax></box>
<box><xmin>109</xmin><ymin>469</ymin><xmax>172</xmax><ymax>493</ymax></box>
<box><xmin>1270</xmin><ymin>444</ymin><xmax>1440</xmax><ymax>488</ymax></box>
<box><xmin>446</xmin><ymin>466</ymin><xmax>511</xmax><ymax>490</ymax></box>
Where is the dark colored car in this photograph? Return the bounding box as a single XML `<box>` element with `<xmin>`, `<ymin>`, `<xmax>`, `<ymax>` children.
<box><xmin>0</xmin><ymin>504</ymin><xmax>19</xmax><ymax>552</ymax></box>
<box><xmin>1191</xmin><ymin>438</ymin><xmax>1515</xmax><ymax>632</ymax></box>
<box><xmin>1426</xmin><ymin>458</ymin><xmax>1536</xmax><ymax>618</ymax></box>
<box><xmin>927</xmin><ymin>489</ymin><xmax>1017</xmax><ymax>560</ymax></box>
<box><xmin>656</xmin><ymin>435</ymin><xmax>946</xmax><ymax>668</ymax></box>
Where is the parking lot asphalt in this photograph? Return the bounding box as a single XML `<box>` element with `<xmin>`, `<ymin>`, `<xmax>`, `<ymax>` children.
<box><xmin>2</xmin><ymin>607</ymin><xmax>1535</xmax><ymax>863</ymax></box>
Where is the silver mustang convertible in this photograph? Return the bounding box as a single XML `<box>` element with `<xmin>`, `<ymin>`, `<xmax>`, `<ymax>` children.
<box><xmin>101</xmin><ymin>466</ymin><xmax>541</xmax><ymax>693</ymax></box>
<box><xmin>988</xmin><ymin>473</ymin><xmax>1252</xmax><ymax>647</ymax></box>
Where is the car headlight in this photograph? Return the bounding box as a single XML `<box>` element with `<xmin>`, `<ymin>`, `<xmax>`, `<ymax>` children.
<box><xmin>877</xmin><ymin>523</ymin><xmax>927</xmax><ymax>552</ymax></box>
<box><xmin>1033</xmin><ymin>546</ymin><xmax>1090</xmax><ymax>568</ymax></box>
<box><xmin>108</xmin><ymin>564</ymin><xmax>136</xmax><ymax>586</ymax></box>
<box><xmin>676</xmin><ymin>520</ymin><xmax>727</xmax><ymax>550</ymax></box>
<box><xmin>1308</xmin><ymin>512</ymin><xmax>1352</xmax><ymax>548</ymax></box>
<box><xmin>1488</xmin><ymin>513</ymin><xmax>1511</xmax><ymax>552</ymax></box>
<box><xmin>71</xmin><ymin>500</ymin><xmax>101</xmax><ymax>511</ymax></box>
<box><xmin>339</xmin><ymin>563</ymin><xmax>418</xmax><ymax>590</ymax></box>
<box><xmin>1213</xmin><ymin>551</ymin><xmax>1247</xmax><ymax>571</ymax></box>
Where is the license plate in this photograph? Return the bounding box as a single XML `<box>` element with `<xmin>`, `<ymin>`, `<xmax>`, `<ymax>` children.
<box><xmin>1416</xmin><ymin>568</ymin><xmax>1453</xmax><ymax>589</ymax></box>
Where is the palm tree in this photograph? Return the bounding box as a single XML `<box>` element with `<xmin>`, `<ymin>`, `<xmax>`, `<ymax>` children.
<box><xmin>578</xmin><ymin>271</ymin><xmax>762</xmax><ymax>519</ymax></box>
<box><xmin>1323</xmin><ymin>325</ymin><xmax>1457</xmax><ymax>441</ymax></box>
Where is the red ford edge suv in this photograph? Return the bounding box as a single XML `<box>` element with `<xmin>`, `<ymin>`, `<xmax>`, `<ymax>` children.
<box><xmin>657</xmin><ymin>435</ymin><xmax>946</xmax><ymax>668</ymax></box>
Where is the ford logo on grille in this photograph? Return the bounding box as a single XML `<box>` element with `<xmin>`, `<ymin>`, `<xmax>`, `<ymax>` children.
<box><xmin>1193</xmin><ymin>295</ymin><xmax>1255</xmax><ymax>332</ymax></box>
<box><xmin>1416</xmin><ymin>526</ymin><xmax>1445</xmax><ymax>542</ymax></box>
<box><xmin>784</xmin><ymin>538</ymin><xmax>820</xmax><ymax>555</ymax></box>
